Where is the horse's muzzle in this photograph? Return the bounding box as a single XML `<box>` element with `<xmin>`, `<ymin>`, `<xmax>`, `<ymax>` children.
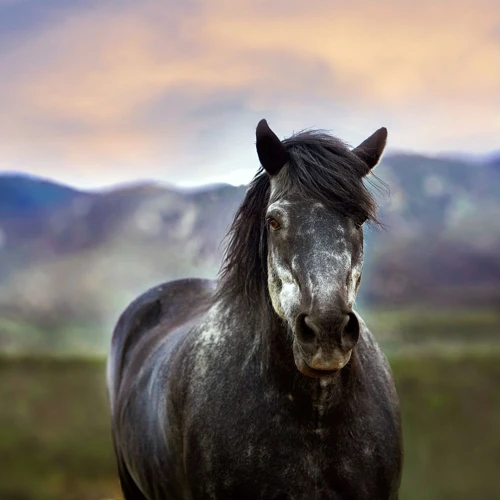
<box><xmin>292</xmin><ymin>311</ymin><xmax>359</xmax><ymax>377</ymax></box>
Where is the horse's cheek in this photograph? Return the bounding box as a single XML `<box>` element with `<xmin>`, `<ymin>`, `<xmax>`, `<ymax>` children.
<box><xmin>268</xmin><ymin>275</ymin><xmax>286</xmax><ymax>319</ymax></box>
<box><xmin>279</xmin><ymin>282</ymin><xmax>300</xmax><ymax>321</ymax></box>
<box><xmin>348</xmin><ymin>263</ymin><xmax>363</xmax><ymax>307</ymax></box>
<box><xmin>267</xmin><ymin>262</ymin><xmax>300</xmax><ymax>323</ymax></box>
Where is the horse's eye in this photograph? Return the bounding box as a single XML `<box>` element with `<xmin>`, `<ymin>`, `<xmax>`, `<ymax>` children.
<box><xmin>267</xmin><ymin>218</ymin><xmax>281</xmax><ymax>230</ymax></box>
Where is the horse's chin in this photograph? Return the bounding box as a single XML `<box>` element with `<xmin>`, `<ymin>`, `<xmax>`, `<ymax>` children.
<box><xmin>292</xmin><ymin>342</ymin><xmax>352</xmax><ymax>379</ymax></box>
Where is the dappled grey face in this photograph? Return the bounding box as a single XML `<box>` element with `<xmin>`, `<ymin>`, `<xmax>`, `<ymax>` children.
<box><xmin>255</xmin><ymin>117</ymin><xmax>388</xmax><ymax>379</ymax></box>
<box><xmin>266</xmin><ymin>187</ymin><xmax>364</xmax><ymax>378</ymax></box>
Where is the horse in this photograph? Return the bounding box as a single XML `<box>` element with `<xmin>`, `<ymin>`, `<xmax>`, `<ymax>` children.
<box><xmin>107</xmin><ymin>119</ymin><xmax>403</xmax><ymax>500</ymax></box>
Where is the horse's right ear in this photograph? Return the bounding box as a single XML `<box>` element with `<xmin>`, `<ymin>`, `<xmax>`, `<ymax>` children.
<box><xmin>256</xmin><ymin>119</ymin><xmax>288</xmax><ymax>176</ymax></box>
<box><xmin>352</xmin><ymin>127</ymin><xmax>388</xmax><ymax>174</ymax></box>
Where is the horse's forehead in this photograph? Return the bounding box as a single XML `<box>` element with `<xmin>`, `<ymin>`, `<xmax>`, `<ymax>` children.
<box><xmin>268</xmin><ymin>195</ymin><xmax>327</xmax><ymax>212</ymax></box>
<box><xmin>267</xmin><ymin>198</ymin><xmax>345</xmax><ymax>228</ymax></box>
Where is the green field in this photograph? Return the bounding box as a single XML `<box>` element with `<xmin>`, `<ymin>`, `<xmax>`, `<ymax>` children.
<box><xmin>1</xmin><ymin>352</ymin><xmax>500</xmax><ymax>499</ymax></box>
<box><xmin>0</xmin><ymin>359</ymin><xmax>120</xmax><ymax>500</ymax></box>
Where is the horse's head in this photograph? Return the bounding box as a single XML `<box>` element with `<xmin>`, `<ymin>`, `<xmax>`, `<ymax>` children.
<box><xmin>256</xmin><ymin>119</ymin><xmax>386</xmax><ymax>378</ymax></box>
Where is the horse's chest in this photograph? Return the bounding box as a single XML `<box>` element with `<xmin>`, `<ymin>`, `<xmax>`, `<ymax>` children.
<box><xmin>184</xmin><ymin>396</ymin><xmax>392</xmax><ymax>500</ymax></box>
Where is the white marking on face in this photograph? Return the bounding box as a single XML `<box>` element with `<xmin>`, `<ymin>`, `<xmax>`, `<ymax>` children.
<box><xmin>268</xmin><ymin>255</ymin><xmax>300</xmax><ymax>324</ymax></box>
<box><xmin>348</xmin><ymin>261</ymin><xmax>363</xmax><ymax>306</ymax></box>
<box><xmin>306</xmin><ymin>249</ymin><xmax>351</xmax><ymax>308</ymax></box>
<box><xmin>267</xmin><ymin>200</ymin><xmax>291</xmax><ymax>212</ymax></box>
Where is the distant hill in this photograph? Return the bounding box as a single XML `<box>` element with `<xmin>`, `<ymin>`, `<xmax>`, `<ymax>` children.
<box><xmin>0</xmin><ymin>174</ymin><xmax>81</xmax><ymax>217</ymax></box>
<box><xmin>0</xmin><ymin>177</ymin><xmax>246</xmax><ymax>354</ymax></box>
<box><xmin>0</xmin><ymin>152</ymin><xmax>499</xmax><ymax>355</ymax></box>
<box><xmin>486</xmin><ymin>152</ymin><xmax>500</xmax><ymax>172</ymax></box>
<box><xmin>362</xmin><ymin>155</ymin><xmax>500</xmax><ymax>308</ymax></box>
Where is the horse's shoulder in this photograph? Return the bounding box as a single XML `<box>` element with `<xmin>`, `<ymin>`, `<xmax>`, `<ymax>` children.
<box><xmin>124</xmin><ymin>278</ymin><xmax>215</xmax><ymax>314</ymax></box>
<box><xmin>114</xmin><ymin>279</ymin><xmax>215</xmax><ymax>334</ymax></box>
<box><xmin>108</xmin><ymin>279</ymin><xmax>216</xmax><ymax>396</ymax></box>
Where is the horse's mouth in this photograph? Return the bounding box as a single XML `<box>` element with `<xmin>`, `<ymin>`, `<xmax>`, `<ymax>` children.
<box><xmin>296</xmin><ymin>361</ymin><xmax>339</xmax><ymax>378</ymax></box>
<box><xmin>293</xmin><ymin>342</ymin><xmax>351</xmax><ymax>379</ymax></box>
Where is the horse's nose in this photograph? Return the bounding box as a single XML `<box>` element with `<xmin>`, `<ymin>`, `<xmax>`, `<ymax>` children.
<box><xmin>295</xmin><ymin>311</ymin><xmax>360</xmax><ymax>350</ymax></box>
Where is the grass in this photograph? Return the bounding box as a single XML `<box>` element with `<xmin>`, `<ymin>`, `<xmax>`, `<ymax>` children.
<box><xmin>1</xmin><ymin>309</ymin><xmax>500</xmax><ymax>499</ymax></box>
<box><xmin>0</xmin><ymin>359</ymin><xmax>121</xmax><ymax>500</ymax></box>
<box><xmin>391</xmin><ymin>352</ymin><xmax>500</xmax><ymax>500</ymax></box>
<box><xmin>363</xmin><ymin>307</ymin><xmax>500</xmax><ymax>354</ymax></box>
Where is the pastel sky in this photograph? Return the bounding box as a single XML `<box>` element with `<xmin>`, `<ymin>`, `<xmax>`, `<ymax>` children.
<box><xmin>0</xmin><ymin>0</ymin><xmax>499</xmax><ymax>188</ymax></box>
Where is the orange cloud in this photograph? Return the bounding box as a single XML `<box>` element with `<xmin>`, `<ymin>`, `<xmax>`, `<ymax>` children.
<box><xmin>0</xmin><ymin>0</ymin><xmax>499</xmax><ymax>187</ymax></box>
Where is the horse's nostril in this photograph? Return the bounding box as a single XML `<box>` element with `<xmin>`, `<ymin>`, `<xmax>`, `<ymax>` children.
<box><xmin>295</xmin><ymin>314</ymin><xmax>317</xmax><ymax>343</ymax></box>
<box><xmin>342</xmin><ymin>312</ymin><xmax>360</xmax><ymax>349</ymax></box>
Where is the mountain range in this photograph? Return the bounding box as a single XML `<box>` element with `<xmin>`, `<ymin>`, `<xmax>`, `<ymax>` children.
<box><xmin>0</xmin><ymin>152</ymin><xmax>498</xmax><ymax>355</ymax></box>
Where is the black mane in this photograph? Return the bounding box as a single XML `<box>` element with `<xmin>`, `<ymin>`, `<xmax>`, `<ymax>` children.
<box><xmin>216</xmin><ymin>129</ymin><xmax>380</xmax><ymax>306</ymax></box>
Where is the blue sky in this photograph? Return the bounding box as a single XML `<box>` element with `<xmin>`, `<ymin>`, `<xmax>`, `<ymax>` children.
<box><xmin>0</xmin><ymin>0</ymin><xmax>499</xmax><ymax>188</ymax></box>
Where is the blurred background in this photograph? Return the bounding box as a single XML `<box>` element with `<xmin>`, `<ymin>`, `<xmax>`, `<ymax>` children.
<box><xmin>1</xmin><ymin>1</ymin><xmax>499</xmax><ymax>499</ymax></box>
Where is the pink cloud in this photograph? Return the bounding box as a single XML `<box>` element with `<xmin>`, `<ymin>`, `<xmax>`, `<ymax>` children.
<box><xmin>0</xmin><ymin>0</ymin><xmax>498</xmax><ymax>187</ymax></box>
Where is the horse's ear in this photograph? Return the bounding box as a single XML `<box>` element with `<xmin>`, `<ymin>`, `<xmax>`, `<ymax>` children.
<box><xmin>256</xmin><ymin>119</ymin><xmax>288</xmax><ymax>176</ymax></box>
<box><xmin>352</xmin><ymin>127</ymin><xmax>388</xmax><ymax>173</ymax></box>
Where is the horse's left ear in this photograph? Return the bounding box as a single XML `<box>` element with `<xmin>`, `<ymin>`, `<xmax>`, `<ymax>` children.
<box><xmin>256</xmin><ymin>119</ymin><xmax>288</xmax><ymax>176</ymax></box>
<box><xmin>352</xmin><ymin>127</ymin><xmax>388</xmax><ymax>173</ymax></box>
